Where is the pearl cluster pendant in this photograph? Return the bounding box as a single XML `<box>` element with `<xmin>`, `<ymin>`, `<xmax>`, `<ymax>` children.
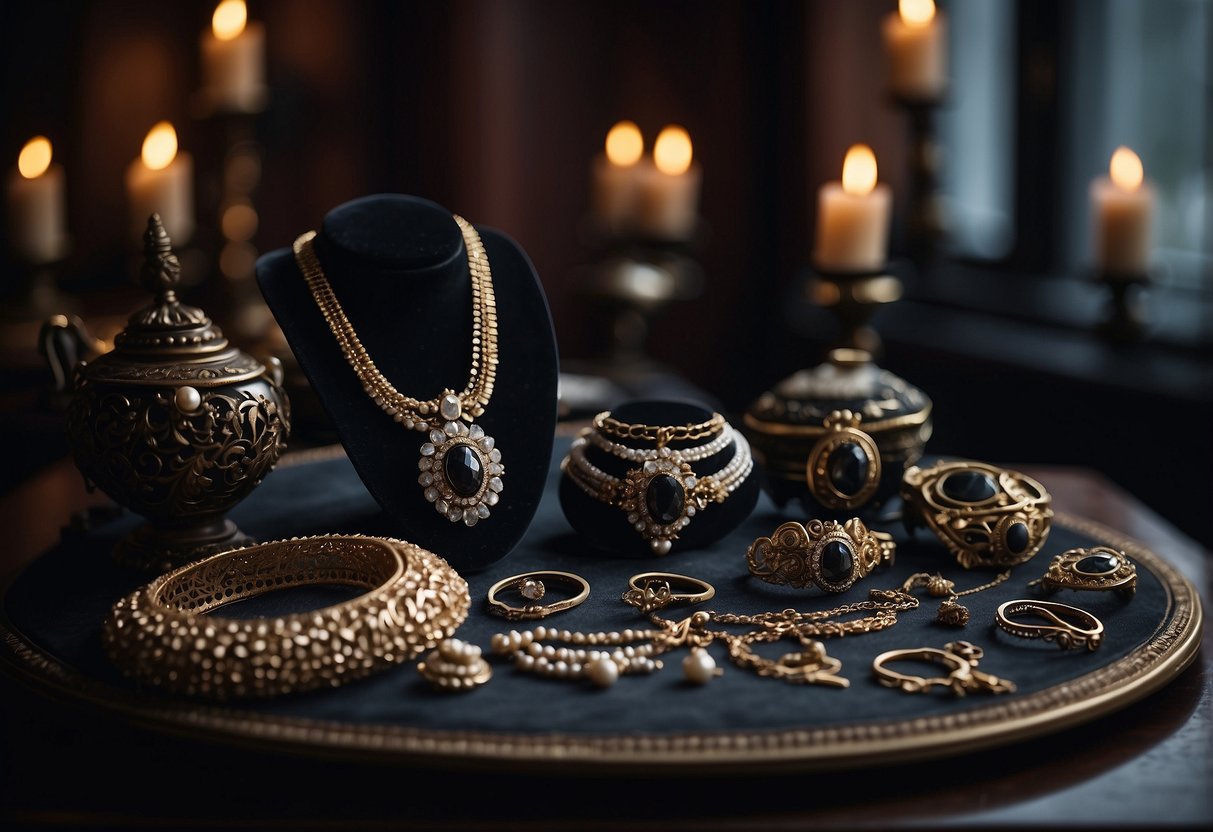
<box><xmin>417</xmin><ymin>637</ymin><xmax>493</xmax><ymax>692</ymax></box>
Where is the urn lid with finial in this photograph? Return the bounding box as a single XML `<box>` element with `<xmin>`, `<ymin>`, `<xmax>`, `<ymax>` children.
<box><xmin>78</xmin><ymin>213</ymin><xmax>268</xmax><ymax>386</ymax></box>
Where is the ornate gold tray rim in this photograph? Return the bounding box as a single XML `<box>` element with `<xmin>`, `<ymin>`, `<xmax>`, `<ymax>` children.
<box><xmin>0</xmin><ymin>512</ymin><xmax>1202</xmax><ymax>776</ymax></box>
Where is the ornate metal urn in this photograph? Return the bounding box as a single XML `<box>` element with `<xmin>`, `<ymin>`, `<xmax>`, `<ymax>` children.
<box><xmin>57</xmin><ymin>214</ymin><xmax>290</xmax><ymax>572</ymax></box>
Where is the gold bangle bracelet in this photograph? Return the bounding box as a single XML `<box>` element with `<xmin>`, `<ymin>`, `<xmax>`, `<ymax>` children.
<box><xmin>102</xmin><ymin>534</ymin><xmax>470</xmax><ymax>700</ymax></box>
<box><xmin>746</xmin><ymin>518</ymin><xmax>895</xmax><ymax>593</ymax></box>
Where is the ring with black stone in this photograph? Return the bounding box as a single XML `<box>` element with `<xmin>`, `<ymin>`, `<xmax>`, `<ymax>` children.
<box><xmin>745</xmin><ymin>517</ymin><xmax>895</xmax><ymax>594</ymax></box>
<box><xmin>1028</xmin><ymin>546</ymin><xmax>1137</xmax><ymax>600</ymax></box>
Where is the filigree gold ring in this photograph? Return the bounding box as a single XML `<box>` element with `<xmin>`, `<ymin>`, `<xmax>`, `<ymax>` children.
<box><xmin>621</xmin><ymin>572</ymin><xmax>716</xmax><ymax>613</ymax></box>
<box><xmin>1028</xmin><ymin>546</ymin><xmax>1137</xmax><ymax>600</ymax></box>
<box><xmin>746</xmin><ymin>517</ymin><xmax>895</xmax><ymax>593</ymax></box>
<box><xmin>995</xmin><ymin>599</ymin><xmax>1104</xmax><ymax>651</ymax></box>
<box><xmin>901</xmin><ymin>459</ymin><xmax>1053</xmax><ymax>569</ymax></box>
<box><xmin>486</xmin><ymin>570</ymin><xmax>590</xmax><ymax>620</ymax></box>
<box><xmin>872</xmin><ymin>640</ymin><xmax>1016</xmax><ymax>696</ymax></box>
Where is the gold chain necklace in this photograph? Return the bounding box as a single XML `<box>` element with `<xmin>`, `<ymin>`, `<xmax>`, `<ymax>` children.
<box><xmin>292</xmin><ymin>215</ymin><xmax>504</xmax><ymax>527</ymax></box>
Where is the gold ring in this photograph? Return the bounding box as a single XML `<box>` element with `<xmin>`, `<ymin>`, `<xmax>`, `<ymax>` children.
<box><xmin>1028</xmin><ymin>546</ymin><xmax>1137</xmax><ymax>600</ymax></box>
<box><xmin>872</xmin><ymin>640</ymin><xmax>1016</xmax><ymax>696</ymax></box>
<box><xmin>901</xmin><ymin>459</ymin><xmax>1053</xmax><ymax>569</ymax></box>
<box><xmin>746</xmin><ymin>517</ymin><xmax>895</xmax><ymax>593</ymax></box>
<box><xmin>995</xmin><ymin>599</ymin><xmax>1104</xmax><ymax>651</ymax></box>
<box><xmin>621</xmin><ymin>572</ymin><xmax>716</xmax><ymax>613</ymax></box>
<box><xmin>486</xmin><ymin>570</ymin><xmax>590</xmax><ymax>620</ymax></box>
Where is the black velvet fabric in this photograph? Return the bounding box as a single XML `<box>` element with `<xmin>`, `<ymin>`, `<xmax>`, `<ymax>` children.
<box><xmin>1</xmin><ymin>439</ymin><xmax>1181</xmax><ymax>749</ymax></box>
<box><xmin>255</xmin><ymin>193</ymin><xmax>560</xmax><ymax>572</ymax></box>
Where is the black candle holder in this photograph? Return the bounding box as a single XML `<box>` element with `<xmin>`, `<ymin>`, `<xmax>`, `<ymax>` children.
<box><xmin>804</xmin><ymin>262</ymin><xmax>904</xmax><ymax>359</ymax></box>
<box><xmin>889</xmin><ymin>92</ymin><xmax>948</xmax><ymax>274</ymax></box>
<box><xmin>1092</xmin><ymin>268</ymin><xmax>1152</xmax><ymax>344</ymax></box>
<box><xmin>567</xmin><ymin>216</ymin><xmax>706</xmax><ymax>386</ymax></box>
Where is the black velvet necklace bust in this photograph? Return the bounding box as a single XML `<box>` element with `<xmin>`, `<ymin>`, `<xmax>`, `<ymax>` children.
<box><xmin>255</xmin><ymin>194</ymin><xmax>559</xmax><ymax>573</ymax></box>
<box><xmin>559</xmin><ymin>398</ymin><xmax>761</xmax><ymax>557</ymax></box>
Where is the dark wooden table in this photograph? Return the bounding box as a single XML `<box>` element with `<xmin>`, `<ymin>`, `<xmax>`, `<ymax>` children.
<box><xmin>1</xmin><ymin>453</ymin><xmax>1209</xmax><ymax>830</ymax></box>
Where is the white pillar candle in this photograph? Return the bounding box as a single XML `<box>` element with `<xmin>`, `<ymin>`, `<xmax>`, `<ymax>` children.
<box><xmin>590</xmin><ymin>120</ymin><xmax>645</xmax><ymax>237</ymax></box>
<box><xmin>200</xmin><ymin>0</ymin><xmax>267</xmax><ymax>114</ymax></box>
<box><xmin>1090</xmin><ymin>146</ymin><xmax>1154</xmax><ymax>276</ymax></box>
<box><xmin>636</xmin><ymin>125</ymin><xmax>702</xmax><ymax>242</ymax></box>
<box><xmin>814</xmin><ymin>144</ymin><xmax>892</xmax><ymax>273</ymax></box>
<box><xmin>6</xmin><ymin>136</ymin><xmax>68</xmax><ymax>264</ymax></box>
<box><xmin>125</xmin><ymin>122</ymin><xmax>195</xmax><ymax>245</ymax></box>
<box><xmin>882</xmin><ymin>0</ymin><xmax>948</xmax><ymax>101</ymax></box>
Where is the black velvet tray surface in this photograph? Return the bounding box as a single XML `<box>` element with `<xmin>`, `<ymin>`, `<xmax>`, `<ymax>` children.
<box><xmin>0</xmin><ymin>438</ymin><xmax>1201</xmax><ymax>774</ymax></box>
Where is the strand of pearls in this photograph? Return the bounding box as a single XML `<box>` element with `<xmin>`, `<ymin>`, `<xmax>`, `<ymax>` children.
<box><xmin>585</xmin><ymin>423</ymin><xmax>737</xmax><ymax>463</ymax></box>
<box><xmin>490</xmin><ymin>625</ymin><xmax>665</xmax><ymax>688</ymax></box>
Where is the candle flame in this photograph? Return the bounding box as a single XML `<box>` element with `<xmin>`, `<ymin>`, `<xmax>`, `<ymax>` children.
<box><xmin>899</xmin><ymin>0</ymin><xmax>936</xmax><ymax>27</ymax></box>
<box><xmin>842</xmin><ymin>144</ymin><xmax>878</xmax><ymax>196</ymax></box>
<box><xmin>605</xmin><ymin>120</ymin><xmax>643</xmax><ymax>167</ymax></box>
<box><xmin>17</xmin><ymin>136</ymin><xmax>52</xmax><ymax>179</ymax></box>
<box><xmin>212</xmin><ymin>0</ymin><xmax>247</xmax><ymax>41</ymax></box>
<box><xmin>141</xmin><ymin>122</ymin><xmax>178</xmax><ymax>171</ymax></box>
<box><xmin>654</xmin><ymin>125</ymin><xmax>693</xmax><ymax>176</ymax></box>
<box><xmin>1109</xmin><ymin>146</ymin><xmax>1143</xmax><ymax>193</ymax></box>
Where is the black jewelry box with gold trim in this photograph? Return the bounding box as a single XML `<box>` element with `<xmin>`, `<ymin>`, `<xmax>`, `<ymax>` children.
<box><xmin>742</xmin><ymin>348</ymin><xmax>932</xmax><ymax>517</ymax></box>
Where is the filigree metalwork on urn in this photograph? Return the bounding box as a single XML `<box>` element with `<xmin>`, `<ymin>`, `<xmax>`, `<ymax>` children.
<box><xmin>54</xmin><ymin>214</ymin><xmax>290</xmax><ymax>572</ymax></box>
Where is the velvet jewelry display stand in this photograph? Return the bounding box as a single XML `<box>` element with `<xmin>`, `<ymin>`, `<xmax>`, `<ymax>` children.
<box><xmin>255</xmin><ymin>194</ymin><xmax>559</xmax><ymax>573</ymax></box>
<box><xmin>558</xmin><ymin>398</ymin><xmax>761</xmax><ymax>557</ymax></box>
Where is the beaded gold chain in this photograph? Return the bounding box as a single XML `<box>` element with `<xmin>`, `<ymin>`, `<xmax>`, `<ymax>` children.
<box><xmin>292</xmin><ymin>215</ymin><xmax>505</xmax><ymax>526</ymax></box>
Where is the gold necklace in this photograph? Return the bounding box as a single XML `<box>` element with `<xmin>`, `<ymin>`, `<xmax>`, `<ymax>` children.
<box><xmin>292</xmin><ymin>215</ymin><xmax>504</xmax><ymax>526</ymax></box>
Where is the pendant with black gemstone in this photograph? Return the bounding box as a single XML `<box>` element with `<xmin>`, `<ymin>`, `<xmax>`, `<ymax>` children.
<box><xmin>418</xmin><ymin>393</ymin><xmax>504</xmax><ymax>526</ymax></box>
<box><xmin>621</xmin><ymin>458</ymin><xmax>701</xmax><ymax>555</ymax></box>
<box><xmin>805</xmin><ymin>410</ymin><xmax>882</xmax><ymax>512</ymax></box>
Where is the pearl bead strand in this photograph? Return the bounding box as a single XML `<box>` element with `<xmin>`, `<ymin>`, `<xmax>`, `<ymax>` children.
<box><xmin>490</xmin><ymin>626</ymin><xmax>666</xmax><ymax>688</ymax></box>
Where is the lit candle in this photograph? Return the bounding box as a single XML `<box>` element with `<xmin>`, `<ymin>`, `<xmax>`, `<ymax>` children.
<box><xmin>813</xmin><ymin>144</ymin><xmax>892</xmax><ymax>273</ymax></box>
<box><xmin>882</xmin><ymin>0</ymin><xmax>948</xmax><ymax>101</ymax></box>
<box><xmin>590</xmin><ymin>120</ymin><xmax>645</xmax><ymax>237</ymax></box>
<box><xmin>1090</xmin><ymin>146</ymin><xmax>1154</xmax><ymax>276</ymax></box>
<box><xmin>125</xmin><ymin>122</ymin><xmax>195</xmax><ymax>245</ymax></box>
<box><xmin>200</xmin><ymin>0</ymin><xmax>267</xmax><ymax>114</ymax></box>
<box><xmin>636</xmin><ymin>125</ymin><xmax>702</xmax><ymax>241</ymax></box>
<box><xmin>6</xmin><ymin>136</ymin><xmax>67</xmax><ymax>264</ymax></box>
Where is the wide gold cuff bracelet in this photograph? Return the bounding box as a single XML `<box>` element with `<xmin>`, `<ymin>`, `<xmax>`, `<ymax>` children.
<box><xmin>901</xmin><ymin>459</ymin><xmax>1053</xmax><ymax>569</ymax></box>
<box><xmin>746</xmin><ymin>517</ymin><xmax>895</xmax><ymax>593</ymax></box>
<box><xmin>102</xmin><ymin>534</ymin><xmax>470</xmax><ymax>700</ymax></box>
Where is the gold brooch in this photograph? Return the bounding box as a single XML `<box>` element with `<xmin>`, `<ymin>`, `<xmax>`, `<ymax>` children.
<box><xmin>746</xmin><ymin>517</ymin><xmax>895</xmax><ymax>593</ymax></box>
<box><xmin>901</xmin><ymin>459</ymin><xmax>1053</xmax><ymax>569</ymax></box>
<box><xmin>804</xmin><ymin>410</ymin><xmax>883</xmax><ymax>511</ymax></box>
<box><xmin>1028</xmin><ymin>547</ymin><xmax>1137</xmax><ymax>600</ymax></box>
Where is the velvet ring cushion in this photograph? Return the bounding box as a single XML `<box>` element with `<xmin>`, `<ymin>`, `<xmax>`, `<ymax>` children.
<box><xmin>255</xmin><ymin>194</ymin><xmax>559</xmax><ymax>573</ymax></box>
<box><xmin>559</xmin><ymin>398</ymin><xmax>761</xmax><ymax>556</ymax></box>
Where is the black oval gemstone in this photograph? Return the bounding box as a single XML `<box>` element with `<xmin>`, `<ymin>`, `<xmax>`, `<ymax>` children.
<box><xmin>1077</xmin><ymin>553</ymin><xmax>1120</xmax><ymax>574</ymax></box>
<box><xmin>942</xmin><ymin>470</ymin><xmax>998</xmax><ymax>503</ymax></box>
<box><xmin>827</xmin><ymin>442</ymin><xmax>869</xmax><ymax>497</ymax></box>
<box><xmin>646</xmin><ymin>474</ymin><xmax>685</xmax><ymax>524</ymax></box>
<box><xmin>820</xmin><ymin>541</ymin><xmax>854</xmax><ymax>583</ymax></box>
<box><xmin>1005</xmin><ymin>522</ymin><xmax>1030</xmax><ymax>554</ymax></box>
<box><xmin>445</xmin><ymin>444</ymin><xmax>484</xmax><ymax>497</ymax></box>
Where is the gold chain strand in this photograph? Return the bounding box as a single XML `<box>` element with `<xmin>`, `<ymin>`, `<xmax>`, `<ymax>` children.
<box><xmin>593</xmin><ymin>411</ymin><xmax>726</xmax><ymax>446</ymax></box>
<box><xmin>292</xmin><ymin>215</ymin><xmax>506</xmax><ymax>527</ymax></box>
<box><xmin>292</xmin><ymin>214</ymin><xmax>498</xmax><ymax>423</ymax></box>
